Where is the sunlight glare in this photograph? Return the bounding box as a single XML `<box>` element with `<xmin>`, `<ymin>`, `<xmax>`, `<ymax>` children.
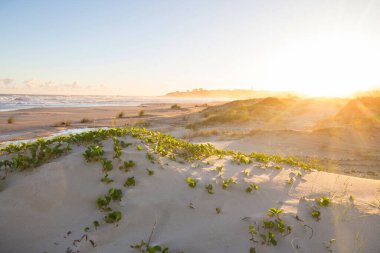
<box><xmin>260</xmin><ymin>35</ymin><xmax>380</xmax><ymax>97</ymax></box>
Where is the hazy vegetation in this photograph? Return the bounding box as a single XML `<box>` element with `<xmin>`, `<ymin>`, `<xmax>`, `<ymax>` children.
<box><xmin>53</xmin><ymin>121</ymin><xmax>72</xmax><ymax>127</ymax></box>
<box><xmin>187</xmin><ymin>97</ymin><xmax>288</xmax><ymax>128</ymax></box>
<box><xmin>170</xmin><ymin>104</ymin><xmax>181</xmax><ymax>110</ymax></box>
<box><xmin>165</xmin><ymin>88</ymin><xmax>295</xmax><ymax>99</ymax></box>
<box><xmin>80</xmin><ymin>118</ymin><xmax>91</xmax><ymax>123</ymax></box>
<box><xmin>117</xmin><ymin>112</ymin><xmax>124</xmax><ymax>118</ymax></box>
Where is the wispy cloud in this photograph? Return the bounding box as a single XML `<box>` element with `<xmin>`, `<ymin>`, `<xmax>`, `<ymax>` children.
<box><xmin>0</xmin><ymin>78</ymin><xmax>110</xmax><ymax>94</ymax></box>
<box><xmin>1</xmin><ymin>78</ymin><xmax>14</xmax><ymax>85</ymax></box>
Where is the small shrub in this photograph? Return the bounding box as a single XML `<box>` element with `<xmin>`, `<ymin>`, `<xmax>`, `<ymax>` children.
<box><xmin>187</xmin><ymin>177</ymin><xmax>197</xmax><ymax>188</ymax></box>
<box><xmin>267</xmin><ymin>208</ymin><xmax>283</xmax><ymax>218</ymax></box>
<box><xmin>104</xmin><ymin>211</ymin><xmax>122</xmax><ymax>223</ymax></box>
<box><xmin>248</xmin><ymin>225</ymin><xmax>258</xmax><ymax>252</ymax></box>
<box><xmin>101</xmin><ymin>173</ymin><xmax>114</xmax><ymax>184</ymax></box>
<box><xmin>222</xmin><ymin>177</ymin><xmax>236</xmax><ymax>189</ymax></box>
<box><xmin>93</xmin><ymin>220</ymin><xmax>100</xmax><ymax>229</ymax></box>
<box><xmin>120</xmin><ymin>160</ymin><xmax>136</xmax><ymax>172</ymax></box>
<box><xmin>134</xmin><ymin>121</ymin><xmax>151</xmax><ymax>128</ymax></box>
<box><xmin>146</xmin><ymin>153</ymin><xmax>155</xmax><ymax>161</ymax></box>
<box><xmin>83</xmin><ymin>145</ymin><xmax>104</xmax><ymax>162</ymax></box>
<box><xmin>325</xmin><ymin>239</ymin><xmax>336</xmax><ymax>253</ymax></box>
<box><xmin>215</xmin><ymin>165</ymin><xmax>224</xmax><ymax>174</ymax></box>
<box><xmin>287</xmin><ymin>177</ymin><xmax>294</xmax><ymax>185</ymax></box>
<box><xmin>124</xmin><ymin>176</ymin><xmax>136</xmax><ymax>187</ymax></box>
<box><xmin>246</xmin><ymin>183</ymin><xmax>259</xmax><ymax>193</ymax></box>
<box><xmin>108</xmin><ymin>188</ymin><xmax>123</xmax><ymax>201</ymax></box>
<box><xmin>138</xmin><ymin>110</ymin><xmax>145</xmax><ymax>117</ymax></box>
<box><xmin>137</xmin><ymin>145</ymin><xmax>143</xmax><ymax>151</ymax></box>
<box><xmin>311</xmin><ymin>209</ymin><xmax>321</xmax><ymax>221</ymax></box>
<box><xmin>7</xmin><ymin>117</ymin><xmax>14</xmax><ymax>124</ymax></box>
<box><xmin>171</xmin><ymin>104</ymin><xmax>181</xmax><ymax>110</ymax></box>
<box><xmin>205</xmin><ymin>184</ymin><xmax>214</xmax><ymax>194</ymax></box>
<box><xmin>97</xmin><ymin>196</ymin><xmax>111</xmax><ymax>211</ymax></box>
<box><xmin>120</xmin><ymin>141</ymin><xmax>132</xmax><ymax>148</ymax></box>
<box><xmin>117</xmin><ymin>112</ymin><xmax>124</xmax><ymax>118</ymax></box>
<box><xmin>216</xmin><ymin>207</ymin><xmax>221</xmax><ymax>214</ymax></box>
<box><xmin>53</xmin><ymin>121</ymin><xmax>71</xmax><ymax>127</ymax></box>
<box><xmin>80</xmin><ymin>118</ymin><xmax>91</xmax><ymax>123</ymax></box>
<box><xmin>131</xmin><ymin>240</ymin><xmax>170</xmax><ymax>253</ymax></box>
<box><xmin>113</xmin><ymin>137</ymin><xmax>122</xmax><ymax>159</ymax></box>
<box><xmin>125</xmin><ymin>160</ymin><xmax>136</xmax><ymax>168</ymax></box>
<box><xmin>100</xmin><ymin>159</ymin><xmax>113</xmax><ymax>172</ymax></box>
<box><xmin>267</xmin><ymin>232</ymin><xmax>277</xmax><ymax>246</ymax></box>
<box><xmin>146</xmin><ymin>168</ymin><xmax>154</xmax><ymax>176</ymax></box>
<box><xmin>316</xmin><ymin>196</ymin><xmax>331</xmax><ymax>207</ymax></box>
<box><xmin>251</xmin><ymin>207</ymin><xmax>292</xmax><ymax>249</ymax></box>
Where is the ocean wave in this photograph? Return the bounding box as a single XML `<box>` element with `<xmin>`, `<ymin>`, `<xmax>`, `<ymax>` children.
<box><xmin>0</xmin><ymin>94</ymin><xmax>221</xmax><ymax>111</ymax></box>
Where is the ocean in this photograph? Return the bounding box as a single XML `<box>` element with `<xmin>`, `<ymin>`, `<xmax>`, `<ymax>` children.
<box><xmin>0</xmin><ymin>94</ymin><xmax>226</xmax><ymax>111</ymax></box>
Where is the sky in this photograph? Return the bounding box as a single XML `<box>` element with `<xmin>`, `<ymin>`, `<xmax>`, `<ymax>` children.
<box><xmin>0</xmin><ymin>0</ymin><xmax>380</xmax><ymax>96</ymax></box>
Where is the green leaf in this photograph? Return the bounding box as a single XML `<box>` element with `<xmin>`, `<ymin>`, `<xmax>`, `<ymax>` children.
<box><xmin>148</xmin><ymin>245</ymin><xmax>162</xmax><ymax>253</ymax></box>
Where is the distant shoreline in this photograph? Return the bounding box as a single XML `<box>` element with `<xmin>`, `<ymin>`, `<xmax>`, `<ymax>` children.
<box><xmin>0</xmin><ymin>94</ymin><xmax>227</xmax><ymax>112</ymax></box>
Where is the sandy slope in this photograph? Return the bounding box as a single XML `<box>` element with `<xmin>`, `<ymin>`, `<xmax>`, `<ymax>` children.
<box><xmin>0</xmin><ymin>136</ymin><xmax>380</xmax><ymax>253</ymax></box>
<box><xmin>207</xmin><ymin>128</ymin><xmax>380</xmax><ymax>179</ymax></box>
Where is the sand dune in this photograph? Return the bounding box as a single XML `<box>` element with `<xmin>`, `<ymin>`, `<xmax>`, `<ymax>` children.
<box><xmin>1</xmin><ymin>128</ymin><xmax>379</xmax><ymax>253</ymax></box>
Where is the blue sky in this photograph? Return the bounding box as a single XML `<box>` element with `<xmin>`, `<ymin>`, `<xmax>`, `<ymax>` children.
<box><xmin>1</xmin><ymin>0</ymin><xmax>379</xmax><ymax>96</ymax></box>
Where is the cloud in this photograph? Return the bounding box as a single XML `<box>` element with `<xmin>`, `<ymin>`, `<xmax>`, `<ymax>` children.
<box><xmin>40</xmin><ymin>81</ymin><xmax>58</xmax><ymax>89</ymax></box>
<box><xmin>1</xmin><ymin>78</ymin><xmax>111</xmax><ymax>94</ymax></box>
<box><xmin>64</xmin><ymin>81</ymin><xmax>81</xmax><ymax>89</ymax></box>
<box><xmin>0</xmin><ymin>78</ymin><xmax>17</xmax><ymax>89</ymax></box>
<box><xmin>1</xmin><ymin>78</ymin><xmax>14</xmax><ymax>85</ymax></box>
<box><xmin>24</xmin><ymin>79</ymin><xmax>42</xmax><ymax>89</ymax></box>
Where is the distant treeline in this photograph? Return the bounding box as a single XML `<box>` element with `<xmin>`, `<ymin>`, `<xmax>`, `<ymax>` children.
<box><xmin>165</xmin><ymin>88</ymin><xmax>296</xmax><ymax>98</ymax></box>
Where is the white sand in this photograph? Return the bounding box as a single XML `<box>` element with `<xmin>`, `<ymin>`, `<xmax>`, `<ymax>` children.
<box><xmin>0</xmin><ymin>136</ymin><xmax>379</xmax><ymax>253</ymax></box>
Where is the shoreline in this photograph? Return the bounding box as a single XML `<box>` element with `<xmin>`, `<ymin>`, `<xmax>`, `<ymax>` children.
<box><xmin>0</xmin><ymin>102</ymin><xmax>219</xmax><ymax>142</ymax></box>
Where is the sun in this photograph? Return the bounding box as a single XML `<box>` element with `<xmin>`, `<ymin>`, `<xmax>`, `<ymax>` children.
<box><xmin>259</xmin><ymin>35</ymin><xmax>380</xmax><ymax>97</ymax></box>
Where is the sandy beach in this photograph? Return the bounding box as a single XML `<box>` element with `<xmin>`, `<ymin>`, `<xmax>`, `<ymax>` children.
<box><xmin>2</xmin><ymin>98</ymin><xmax>379</xmax><ymax>180</ymax></box>
<box><xmin>0</xmin><ymin>102</ymin><xmax>219</xmax><ymax>142</ymax></box>
<box><xmin>1</xmin><ymin>97</ymin><xmax>380</xmax><ymax>253</ymax></box>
